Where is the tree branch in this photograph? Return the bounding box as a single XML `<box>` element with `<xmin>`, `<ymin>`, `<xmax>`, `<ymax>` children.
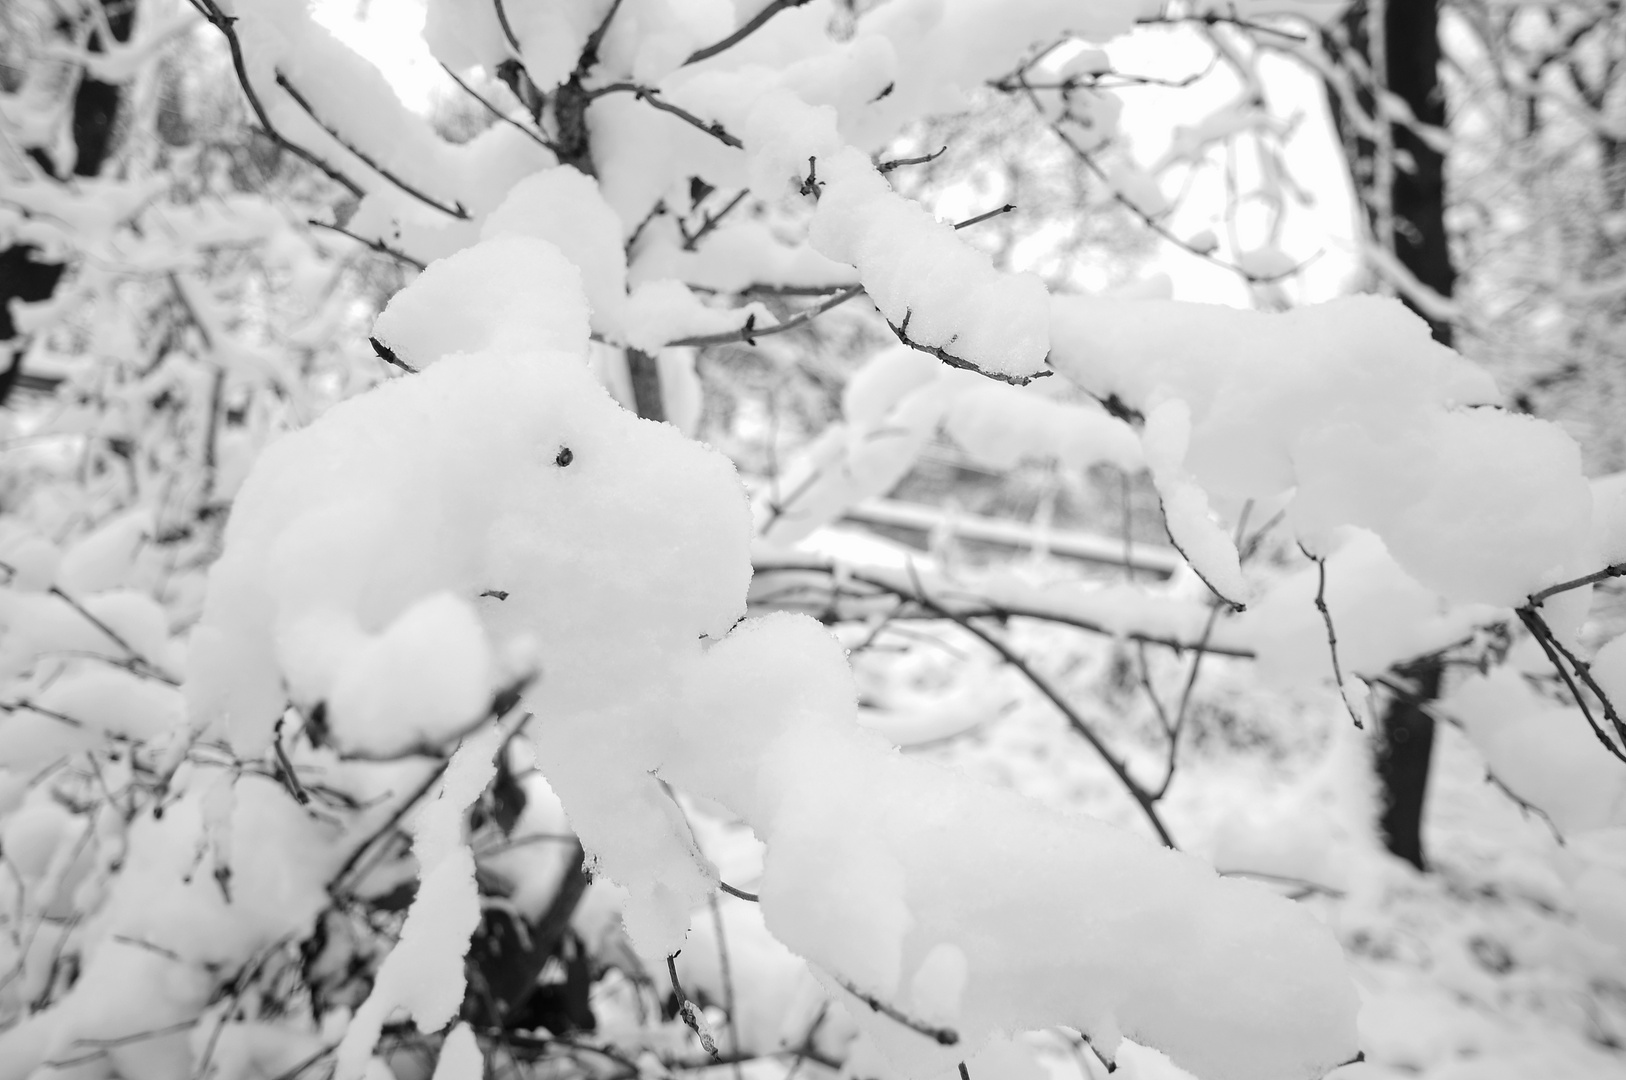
<box><xmin>684</xmin><ymin>0</ymin><xmax>813</xmax><ymax>66</ymax></box>
<box><xmin>188</xmin><ymin>0</ymin><xmax>364</xmax><ymax>197</ymax></box>
<box><xmin>274</xmin><ymin>71</ymin><xmax>470</xmax><ymax>219</ymax></box>
<box><xmin>309</xmin><ymin>220</ymin><xmax>426</xmax><ymax>271</ymax></box>
<box><xmin>586</xmin><ymin>84</ymin><xmax>743</xmax><ymax>148</ymax></box>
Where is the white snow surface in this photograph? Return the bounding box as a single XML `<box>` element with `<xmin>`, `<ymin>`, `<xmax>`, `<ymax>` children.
<box><xmin>1048</xmin><ymin>294</ymin><xmax>1595</xmax><ymax>607</ymax></box>
<box><xmin>184</xmin><ymin>239</ymin><xmax>1360</xmax><ymax>1080</ymax></box>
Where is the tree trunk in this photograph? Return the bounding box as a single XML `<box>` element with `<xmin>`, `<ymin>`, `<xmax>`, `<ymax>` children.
<box><xmin>1</xmin><ymin>0</ymin><xmax>137</xmax><ymax>407</ymax></box>
<box><xmin>1324</xmin><ymin>0</ymin><xmax>1453</xmax><ymax>870</ymax></box>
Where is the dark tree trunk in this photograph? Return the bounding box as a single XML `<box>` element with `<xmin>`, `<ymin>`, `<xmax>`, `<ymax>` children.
<box><xmin>1</xmin><ymin>0</ymin><xmax>137</xmax><ymax>407</ymax></box>
<box><xmin>1324</xmin><ymin>1</ymin><xmax>1454</xmax><ymax>870</ymax></box>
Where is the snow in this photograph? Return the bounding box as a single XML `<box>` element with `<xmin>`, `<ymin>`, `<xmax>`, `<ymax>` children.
<box><xmin>761</xmin><ymin>346</ymin><xmax>1141</xmax><ymax>545</ymax></box>
<box><xmin>1142</xmin><ymin>400</ymin><xmax>1248</xmax><ymax>606</ymax></box>
<box><xmin>659</xmin><ymin>614</ymin><xmax>1358</xmax><ymax>1080</ymax></box>
<box><xmin>431</xmin><ymin>1023</ymin><xmax>484</xmax><ymax>1080</ymax></box>
<box><xmin>1049</xmin><ymin>294</ymin><xmax>1594</xmax><ymax>607</ymax></box>
<box><xmin>482</xmin><ymin>168</ymin><xmax>630</xmax><ymax>338</ymax></box>
<box><xmin>56</xmin><ymin>507</ymin><xmax>151</xmax><ymax>593</ymax></box>
<box><xmin>177</xmin><ymin>221</ymin><xmax>1359</xmax><ymax>1080</ymax></box>
<box><xmin>1441</xmin><ymin>668</ymin><xmax>1626</xmax><ymax>834</ymax></box>
<box><xmin>20</xmin><ymin>4</ymin><xmax>1625</xmax><ymax>1079</ymax></box>
<box><xmin>1241</xmin><ymin>531</ymin><xmax>1499</xmax><ymax>688</ymax></box>
<box><xmin>325</xmin><ymin>591</ymin><xmax>498</xmax><ymax>758</ymax></box>
<box><xmin>807</xmin><ymin>150</ymin><xmax>1051</xmax><ymax>378</ymax></box>
<box><xmin>32</xmin><ymin>666</ymin><xmax>184</xmax><ymax>741</ymax></box>
<box><xmin>335</xmin><ymin>725</ymin><xmax>504</xmax><ymax>1080</ymax></box>
<box><xmin>371</xmin><ymin>235</ymin><xmax>591</xmax><ymax>368</ymax></box>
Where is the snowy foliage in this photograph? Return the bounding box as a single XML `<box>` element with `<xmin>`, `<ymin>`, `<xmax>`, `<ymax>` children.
<box><xmin>1</xmin><ymin>3</ymin><xmax>1625</xmax><ymax>1080</ymax></box>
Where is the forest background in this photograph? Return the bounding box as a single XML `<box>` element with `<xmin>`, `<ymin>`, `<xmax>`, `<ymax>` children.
<box><xmin>3</xmin><ymin>3</ymin><xmax>1626</xmax><ymax>1080</ymax></box>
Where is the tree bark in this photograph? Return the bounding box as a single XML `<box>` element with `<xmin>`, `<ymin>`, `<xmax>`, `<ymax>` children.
<box><xmin>1</xmin><ymin>0</ymin><xmax>137</xmax><ymax>407</ymax></box>
<box><xmin>1324</xmin><ymin>0</ymin><xmax>1453</xmax><ymax>870</ymax></box>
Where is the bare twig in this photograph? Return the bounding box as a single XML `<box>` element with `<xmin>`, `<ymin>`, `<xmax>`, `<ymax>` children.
<box><xmin>328</xmin><ymin>687</ymin><xmax>534</xmax><ymax>896</ymax></box>
<box><xmin>274</xmin><ymin>72</ymin><xmax>470</xmax><ymax>219</ymax></box>
<box><xmin>877</xmin><ymin>145</ymin><xmax>948</xmax><ymax>173</ymax></box>
<box><xmin>491</xmin><ymin>0</ymin><xmax>522</xmax><ymax>53</ymax></box>
<box><xmin>0</xmin><ymin>558</ymin><xmax>178</xmax><ymax>684</ymax></box>
<box><xmin>668</xmin><ymin>285</ymin><xmax>864</xmax><ymax>348</ymax></box>
<box><xmin>438</xmin><ymin>61</ymin><xmax>555</xmax><ymax>153</ymax></box>
<box><xmin>308</xmin><ymin>219</ymin><xmax>426</xmax><ymax>271</ymax></box>
<box><xmin>1527</xmin><ymin>562</ymin><xmax>1626</xmax><ymax>607</ymax></box>
<box><xmin>1311</xmin><ymin>555</ymin><xmax>1363</xmax><ymax>729</ymax></box>
<box><xmin>835</xmin><ymin>975</ymin><xmax>960</xmax><ymax>1045</ymax></box>
<box><xmin>587</xmin><ymin>83</ymin><xmax>743</xmax><ymax>147</ymax></box>
<box><xmin>946</xmin><ymin>614</ymin><xmax>1177</xmax><ymax>848</ymax></box>
<box><xmin>951</xmin><ymin>203</ymin><xmax>1015</xmax><ymax>230</ymax></box>
<box><xmin>189</xmin><ymin>0</ymin><xmax>364</xmax><ymax>197</ymax></box>
<box><xmin>1515</xmin><ymin>607</ymin><xmax>1626</xmax><ymax>764</ymax></box>
<box><xmin>750</xmin><ymin>558</ymin><xmax>1256</xmax><ymax>658</ymax></box>
<box><xmin>685</xmin><ymin>0</ymin><xmax>813</xmax><ymax>65</ymax></box>
<box><xmin>667</xmin><ymin>952</ymin><xmax>721</xmax><ymax>1058</ymax></box>
<box><xmin>682</xmin><ymin>190</ymin><xmax>749</xmax><ymax>251</ymax></box>
<box><xmin>708</xmin><ymin>895</ymin><xmax>745</xmax><ymax>1080</ymax></box>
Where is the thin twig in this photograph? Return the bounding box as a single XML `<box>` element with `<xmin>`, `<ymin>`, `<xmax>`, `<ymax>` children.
<box><xmin>667</xmin><ymin>952</ymin><xmax>720</xmax><ymax>1058</ymax></box>
<box><xmin>189</xmin><ymin>0</ymin><xmax>364</xmax><ymax>197</ymax></box>
<box><xmin>947</xmin><ymin>614</ymin><xmax>1177</xmax><ymax>848</ymax></box>
<box><xmin>951</xmin><ymin>203</ymin><xmax>1015</xmax><ymax>230</ymax></box>
<box><xmin>274</xmin><ymin>71</ymin><xmax>470</xmax><ymax>219</ymax></box>
<box><xmin>308</xmin><ymin>220</ymin><xmax>426</xmax><ymax>271</ymax></box>
<box><xmin>438</xmin><ymin>61</ymin><xmax>555</xmax><ymax>153</ymax></box>
<box><xmin>1311</xmin><ymin>555</ymin><xmax>1363</xmax><ymax>729</ymax></box>
<box><xmin>668</xmin><ymin>285</ymin><xmax>864</xmax><ymax>348</ymax></box>
<box><xmin>682</xmin><ymin>189</ymin><xmax>749</xmax><ymax>251</ymax></box>
<box><xmin>708</xmin><ymin>895</ymin><xmax>745</xmax><ymax>1080</ymax></box>
<box><xmin>887</xmin><ymin>309</ymin><xmax>1051</xmax><ymax>387</ymax></box>
<box><xmin>751</xmin><ymin>559</ymin><xmax>1256</xmax><ymax>658</ymax></box>
<box><xmin>835</xmin><ymin>975</ymin><xmax>959</xmax><ymax>1045</ymax></box>
<box><xmin>587</xmin><ymin>84</ymin><xmax>743</xmax><ymax>147</ymax></box>
<box><xmin>1527</xmin><ymin>561</ymin><xmax>1626</xmax><ymax>607</ymax></box>
<box><xmin>877</xmin><ymin>145</ymin><xmax>947</xmax><ymax>173</ymax></box>
<box><xmin>1515</xmin><ymin>607</ymin><xmax>1626</xmax><ymax>764</ymax></box>
<box><xmin>0</xmin><ymin>559</ymin><xmax>177</xmax><ymax>683</ymax></box>
<box><xmin>491</xmin><ymin>0</ymin><xmax>521</xmax><ymax>53</ymax></box>
<box><xmin>684</xmin><ymin>0</ymin><xmax>812</xmax><ymax>65</ymax></box>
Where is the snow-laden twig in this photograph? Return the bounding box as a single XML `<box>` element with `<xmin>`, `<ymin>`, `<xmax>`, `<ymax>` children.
<box><xmin>887</xmin><ymin>309</ymin><xmax>1051</xmax><ymax>387</ymax></box>
<box><xmin>273</xmin><ymin>72</ymin><xmax>470</xmax><ymax>219</ymax></box>
<box><xmin>186</xmin><ymin>0</ymin><xmax>364</xmax><ymax>198</ymax></box>
<box><xmin>0</xmin><ymin>558</ymin><xmax>179</xmax><ymax>684</ymax></box>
